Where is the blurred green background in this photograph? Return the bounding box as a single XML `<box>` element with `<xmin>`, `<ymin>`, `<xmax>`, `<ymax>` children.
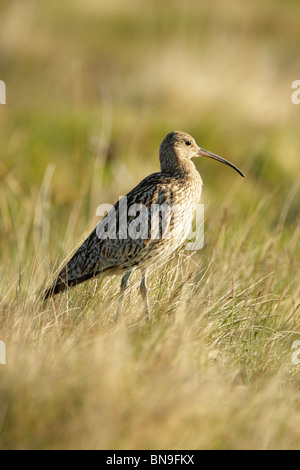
<box><xmin>1</xmin><ymin>0</ymin><xmax>299</xmax><ymax>269</ymax></box>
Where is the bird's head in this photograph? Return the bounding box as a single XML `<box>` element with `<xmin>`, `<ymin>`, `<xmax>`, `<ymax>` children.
<box><xmin>160</xmin><ymin>131</ymin><xmax>245</xmax><ymax>178</ymax></box>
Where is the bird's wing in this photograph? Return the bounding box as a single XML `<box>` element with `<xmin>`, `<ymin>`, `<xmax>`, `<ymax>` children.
<box><xmin>44</xmin><ymin>173</ymin><xmax>176</xmax><ymax>297</ymax></box>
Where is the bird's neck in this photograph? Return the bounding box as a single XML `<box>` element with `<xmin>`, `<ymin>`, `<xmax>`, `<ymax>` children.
<box><xmin>160</xmin><ymin>153</ymin><xmax>198</xmax><ymax>179</ymax></box>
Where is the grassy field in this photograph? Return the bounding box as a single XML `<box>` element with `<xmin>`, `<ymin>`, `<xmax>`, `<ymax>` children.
<box><xmin>0</xmin><ymin>0</ymin><xmax>300</xmax><ymax>450</ymax></box>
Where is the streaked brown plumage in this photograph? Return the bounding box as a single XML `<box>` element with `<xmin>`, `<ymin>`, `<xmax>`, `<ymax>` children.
<box><xmin>43</xmin><ymin>131</ymin><xmax>244</xmax><ymax>316</ymax></box>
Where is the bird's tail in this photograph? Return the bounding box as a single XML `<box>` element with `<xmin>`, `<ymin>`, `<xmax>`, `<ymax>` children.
<box><xmin>42</xmin><ymin>227</ymin><xmax>103</xmax><ymax>301</ymax></box>
<box><xmin>42</xmin><ymin>277</ymin><xmax>69</xmax><ymax>300</ymax></box>
<box><xmin>42</xmin><ymin>270</ymin><xmax>102</xmax><ymax>301</ymax></box>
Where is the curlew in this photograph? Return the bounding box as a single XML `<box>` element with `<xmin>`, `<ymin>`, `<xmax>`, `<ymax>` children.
<box><xmin>43</xmin><ymin>131</ymin><xmax>244</xmax><ymax>317</ymax></box>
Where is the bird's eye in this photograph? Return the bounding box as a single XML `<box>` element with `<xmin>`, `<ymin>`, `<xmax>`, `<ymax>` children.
<box><xmin>185</xmin><ymin>141</ymin><xmax>191</xmax><ymax>146</ymax></box>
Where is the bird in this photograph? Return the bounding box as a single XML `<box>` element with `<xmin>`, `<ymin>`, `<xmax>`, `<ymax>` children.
<box><xmin>43</xmin><ymin>131</ymin><xmax>244</xmax><ymax>318</ymax></box>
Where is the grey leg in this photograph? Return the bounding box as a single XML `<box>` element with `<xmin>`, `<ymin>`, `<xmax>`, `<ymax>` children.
<box><xmin>115</xmin><ymin>270</ymin><xmax>132</xmax><ymax>321</ymax></box>
<box><xmin>140</xmin><ymin>270</ymin><xmax>150</xmax><ymax>318</ymax></box>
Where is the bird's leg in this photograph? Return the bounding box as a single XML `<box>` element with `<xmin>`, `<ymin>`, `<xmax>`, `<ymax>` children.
<box><xmin>115</xmin><ymin>270</ymin><xmax>132</xmax><ymax>322</ymax></box>
<box><xmin>140</xmin><ymin>270</ymin><xmax>150</xmax><ymax>319</ymax></box>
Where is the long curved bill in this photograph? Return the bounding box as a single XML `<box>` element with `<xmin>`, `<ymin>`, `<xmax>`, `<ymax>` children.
<box><xmin>197</xmin><ymin>146</ymin><xmax>245</xmax><ymax>178</ymax></box>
